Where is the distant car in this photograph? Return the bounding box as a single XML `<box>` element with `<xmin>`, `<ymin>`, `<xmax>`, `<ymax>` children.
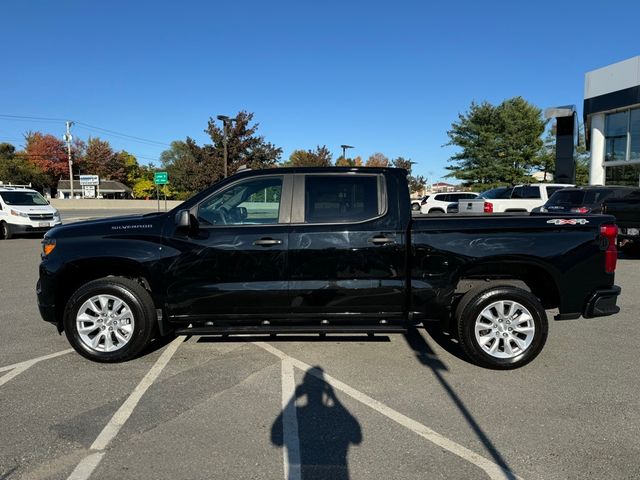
<box><xmin>411</xmin><ymin>195</ymin><xmax>428</xmax><ymax>211</ymax></box>
<box><xmin>538</xmin><ymin>186</ymin><xmax>637</xmax><ymax>215</ymax></box>
<box><xmin>0</xmin><ymin>186</ymin><xmax>61</xmax><ymax>239</ymax></box>
<box><xmin>420</xmin><ymin>192</ymin><xmax>477</xmax><ymax>214</ymax></box>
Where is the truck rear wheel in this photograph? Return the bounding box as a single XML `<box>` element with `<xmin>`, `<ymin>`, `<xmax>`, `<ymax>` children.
<box><xmin>456</xmin><ymin>285</ymin><xmax>548</xmax><ymax>369</ymax></box>
<box><xmin>63</xmin><ymin>277</ymin><xmax>156</xmax><ymax>362</ymax></box>
<box><xmin>1</xmin><ymin>222</ymin><xmax>12</xmax><ymax>240</ymax></box>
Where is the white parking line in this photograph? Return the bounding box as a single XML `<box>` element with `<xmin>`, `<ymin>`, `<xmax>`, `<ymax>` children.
<box><xmin>281</xmin><ymin>358</ymin><xmax>301</xmax><ymax>480</ymax></box>
<box><xmin>66</xmin><ymin>336</ymin><xmax>185</xmax><ymax>480</ymax></box>
<box><xmin>0</xmin><ymin>349</ymin><xmax>74</xmax><ymax>373</ymax></box>
<box><xmin>255</xmin><ymin>342</ymin><xmax>522</xmax><ymax>480</ymax></box>
<box><xmin>0</xmin><ymin>349</ymin><xmax>74</xmax><ymax>387</ymax></box>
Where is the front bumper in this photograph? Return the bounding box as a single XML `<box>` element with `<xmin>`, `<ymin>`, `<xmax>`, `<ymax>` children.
<box><xmin>583</xmin><ymin>286</ymin><xmax>621</xmax><ymax>318</ymax></box>
<box><xmin>11</xmin><ymin>222</ymin><xmax>60</xmax><ymax>235</ymax></box>
<box><xmin>36</xmin><ymin>278</ymin><xmax>57</xmax><ymax>324</ymax></box>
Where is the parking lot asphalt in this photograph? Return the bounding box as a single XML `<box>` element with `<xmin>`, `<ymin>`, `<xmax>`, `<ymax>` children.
<box><xmin>1</xmin><ymin>211</ymin><xmax>640</xmax><ymax>480</ymax></box>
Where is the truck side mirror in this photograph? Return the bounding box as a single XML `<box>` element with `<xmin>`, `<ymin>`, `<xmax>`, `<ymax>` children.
<box><xmin>175</xmin><ymin>209</ymin><xmax>191</xmax><ymax>228</ymax></box>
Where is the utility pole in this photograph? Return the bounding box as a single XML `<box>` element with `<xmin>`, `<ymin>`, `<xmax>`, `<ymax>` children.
<box><xmin>63</xmin><ymin>121</ymin><xmax>74</xmax><ymax>198</ymax></box>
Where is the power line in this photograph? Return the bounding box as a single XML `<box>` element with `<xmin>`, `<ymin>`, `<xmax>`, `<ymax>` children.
<box><xmin>0</xmin><ymin>114</ymin><xmax>68</xmax><ymax>122</ymax></box>
<box><xmin>75</xmin><ymin>122</ymin><xmax>170</xmax><ymax>147</ymax></box>
<box><xmin>0</xmin><ymin>114</ymin><xmax>171</xmax><ymax>148</ymax></box>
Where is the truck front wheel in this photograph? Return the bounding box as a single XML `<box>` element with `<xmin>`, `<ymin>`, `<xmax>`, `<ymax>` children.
<box><xmin>63</xmin><ymin>277</ymin><xmax>156</xmax><ymax>362</ymax></box>
<box><xmin>456</xmin><ymin>285</ymin><xmax>548</xmax><ymax>369</ymax></box>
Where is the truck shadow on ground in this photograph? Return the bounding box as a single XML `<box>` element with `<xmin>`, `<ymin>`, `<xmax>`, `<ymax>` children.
<box><xmin>404</xmin><ymin>327</ymin><xmax>518</xmax><ymax>480</ymax></box>
<box><xmin>271</xmin><ymin>366</ymin><xmax>362</xmax><ymax>480</ymax></box>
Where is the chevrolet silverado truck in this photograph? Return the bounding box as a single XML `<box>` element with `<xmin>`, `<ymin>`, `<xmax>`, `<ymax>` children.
<box><xmin>37</xmin><ymin>167</ymin><xmax>621</xmax><ymax>369</ymax></box>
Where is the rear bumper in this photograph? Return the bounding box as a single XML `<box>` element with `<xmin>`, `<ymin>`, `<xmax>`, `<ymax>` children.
<box><xmin>583</xmin><ymin>286</ymin><xmax>621</xmax><ymax>318</ymax></box>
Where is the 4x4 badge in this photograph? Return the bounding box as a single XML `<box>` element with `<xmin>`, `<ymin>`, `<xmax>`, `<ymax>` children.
<box><xmin>546</xmin><ymin>219</ymin><xmax>589</xmax><ymax>225</ymax></box>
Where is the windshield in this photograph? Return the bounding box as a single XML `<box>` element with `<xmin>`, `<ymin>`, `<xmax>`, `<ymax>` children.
<box><xmin>546</xmin><ymin>189</ymin><xmax>613</xmax><ymax>208</ymax></box>
<box><xmin>478</xmin><ymin>187</ymin><xmax>513</xmax><ymax>199</ymax></box>
<box><xmin>0</xmin><ymin>191</ymin><xmax>49</xmax><ymax>206</ymax></box>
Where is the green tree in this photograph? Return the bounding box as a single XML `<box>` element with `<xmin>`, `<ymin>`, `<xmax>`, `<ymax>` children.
<box><xmin>446</xmin><ymin>97</ymin><xmax>546</xmax><ymax>187</ymax></box>
<box><xmin>0</xmin><ymin>142</ymin><xmax>48</xmax><ymax>188</ymax></box>
<box><xmin>204</xmin><ymin>111</ymin><xmax>282</xmax><ymax>174</ymax></box>
<box><xmin>533</xmin><ymin>123</ymin><xmax>590</xmax><ymax>185</ymax></box>
<box><xmin>391</xmin><ymin>156</ymin><xmax>426</xmax><ymax>193</ymax></box>
<box><xmin>161</xmin><ymin>138</ymin><xmax>219</xmax><ymax>198</ymax></box>
<box><xmin>118</xmin><ymin>151</ymin><xmax>141</xmax><ymax>187</ymax></box>
<box><xmin>285</xmin><ymin>145</ymin><xmax>332</xmax><ymax>167</ymax></box>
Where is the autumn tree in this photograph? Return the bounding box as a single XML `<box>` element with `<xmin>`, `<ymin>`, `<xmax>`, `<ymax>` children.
<box><xmin>366</xmin><ymin>152</ymin><xmax>389</xmax><ymax>167</ymax></box>
<box><xmin>23</xmin><ymin>132</ymin><xmax>70</xmax><ymax>186</ymax></box>
<box><xmin>285</xmin><ymin>145</ymin><xmax>332</xmax><ymax>167</ymax></box>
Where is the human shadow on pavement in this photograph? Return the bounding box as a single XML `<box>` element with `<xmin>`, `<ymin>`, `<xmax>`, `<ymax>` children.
<box><xmin>404</xmin><ymin>327</ymin><xmax>518</xmax><ymax>480</ymax></box>
<box><xmin>271</xmin><ymin>367</ymin><xmax>362</xmax><ymax>480</ymax></box>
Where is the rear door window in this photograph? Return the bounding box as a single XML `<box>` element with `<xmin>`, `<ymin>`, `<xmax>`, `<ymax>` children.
<box><xmin>545</xmin><ymin>186</ymin><xmax>566</xmax><ymax>197</ymax></box>
<box><xmin>304</xmin><ymin>175</ymin><xmax>380</xmax><ymax>223</ymax></box>
<box><xmin>512</xmin><ymin>186</ymin><xmax>541</xmax><ymax>199</ymax></box>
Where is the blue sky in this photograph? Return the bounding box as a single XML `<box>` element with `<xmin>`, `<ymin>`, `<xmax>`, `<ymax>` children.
<box><xmin>1</xmin><ymin>0</ymin><xmax>639</xmax><ymax>182</ymax></box>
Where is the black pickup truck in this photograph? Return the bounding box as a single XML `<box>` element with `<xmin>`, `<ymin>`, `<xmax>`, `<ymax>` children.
<box><xmin>37</xmin><ymin>167</ymin><xmax>621</xmax><ymax>369</ymax></box>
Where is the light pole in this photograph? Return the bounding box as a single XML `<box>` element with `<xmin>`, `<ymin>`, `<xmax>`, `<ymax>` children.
<box><xmin>340</xmin><ymin>144</ymin><xmax>354</xmax><ymax>164</ymax></box>
<box><xmin>217</xmin><ymin>115</ymin><xmax>236</xmax><ymax>178</ymax></box>
<box><xmin>64</xmin><ymin>121</ymin><xmax>74</xmax><ymax>198</ymax></box>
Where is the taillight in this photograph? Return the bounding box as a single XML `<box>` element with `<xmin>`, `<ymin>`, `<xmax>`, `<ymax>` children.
<box><xmin>600</xmin><ymin>224</ymin><xmax>618</xmax><ymax>273</ymax></box>
<box><xmin>484</xmin><ymin>202</ymin><xmax>493</xmax><ymax>213</ymax></box>
<box><xmin>570</xmin><ymin>206</ymin><xmax>590</xmax><ymax>214</ymax></box>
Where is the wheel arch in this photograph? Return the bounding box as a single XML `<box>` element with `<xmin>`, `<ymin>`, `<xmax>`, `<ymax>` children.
<box><xmin>453</xmin><ymin>257</ymin><xmax>561</xmax><ymax>311</ymax></box>
<box><xmin>53</xmin><ymin>258</ymin><xmax>160</xmax><ymax>332</ymax></box>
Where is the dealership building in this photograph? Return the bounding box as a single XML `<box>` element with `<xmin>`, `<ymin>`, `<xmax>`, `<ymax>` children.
<box><xmin>585</xmin><ymin>56</ymin><xmax>640</xmax><ymax>186</ymax></box>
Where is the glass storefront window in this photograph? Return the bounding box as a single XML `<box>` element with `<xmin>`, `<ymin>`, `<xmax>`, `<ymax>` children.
<box><xmin>605</xmin><ymin>111</ymin><xmax>629</xmax><ymax>162</ymax></box>
<box><xmin>630</xmin><ymin>109</ymin><xmax>640</xmax><ymax>162</ymax></box>
<box><xmin>605</xmin><ymin>163</ymin><xmax>640</xmax><ymax>187</ymax></box>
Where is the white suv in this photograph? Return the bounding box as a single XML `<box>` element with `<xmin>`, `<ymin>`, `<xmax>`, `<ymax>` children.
<box><xmin>420</xmin><ymin>191</ymin><xmax>478</xmax><ymax>214</ymax></box>
<box><xmin>0</xmin><ymin>186</ymin><xmax>61</xmax><ymax>239</ymax></box>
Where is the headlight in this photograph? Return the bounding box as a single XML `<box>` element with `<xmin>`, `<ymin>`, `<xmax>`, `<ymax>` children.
<box><xmin>11</xmin><ymin>209</ymin><xmax>29</xmax><ymax>218</ymax></box>
<box><xmin>42</xmin><ymin>237</ymin><xmax>56</xmax><ymax>256</ymax></box>
<box><xmin>53</xmin><ymin>211</ymin><xmax>60</xmax><ymax>219</ymax></box>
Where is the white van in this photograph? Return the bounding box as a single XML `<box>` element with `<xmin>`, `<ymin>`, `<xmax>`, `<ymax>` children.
<box><xmin>0</xmin><ymin>186</ymin><xmax>61</xmax><ymax>239</ymax></box>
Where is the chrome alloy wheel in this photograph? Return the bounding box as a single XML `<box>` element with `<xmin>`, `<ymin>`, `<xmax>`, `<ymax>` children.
<box><xmin>76</xmin><ymin>295</ymin><xmax>135</xmax><ymax>352</ymax></box>
<box><xmin>474</xmin><ymin>300</ymin><xmax>535</xmax><ymax>359</ymax></box>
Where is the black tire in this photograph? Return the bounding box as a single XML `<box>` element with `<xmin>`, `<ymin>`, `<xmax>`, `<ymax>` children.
<box><xmin>429</xmin><ymin>209</ymin><xmax>445</xmax><ymax>215</ymax></box>
<box><xmin>456</xmin><ymin>285</ymin><xmax>548</xmax><ymax>369</ymax></box>
<box><xmin>63</xmin><ymin>277</ymin><xmax>157</xmax><ymax>362</ymax></box>
<box><xmin>411</xmin><ymin>203</ymin><xmax>421</xmax><ymax>211</ymax></box>
<box><xmin>1</xmin><ymin>222</ymin><xmax>12</xmax><ymax>240</ymax></box>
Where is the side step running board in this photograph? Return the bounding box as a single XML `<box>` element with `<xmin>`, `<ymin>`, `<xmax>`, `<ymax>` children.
<box><xmin>174</xmin><ymin>325</ymin><xmax>407</xmax><ymax>336</ymax></box>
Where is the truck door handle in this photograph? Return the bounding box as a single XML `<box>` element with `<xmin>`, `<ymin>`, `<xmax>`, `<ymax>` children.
<box><xmin>253</xmin><ymin>237</ymin><xmax>282</xmax><ymax>246</ymax></box>
<box><xmin>368</xmin><ymin>235</ymin><xmax>395</xmax><ymax>245</ymax></box>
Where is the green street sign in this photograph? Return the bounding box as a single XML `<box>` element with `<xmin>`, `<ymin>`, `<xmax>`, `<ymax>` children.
<box><xmin>154</xmin><ymin>171</ymin><xmax>169</xmax><ymax>185</ymax></box>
